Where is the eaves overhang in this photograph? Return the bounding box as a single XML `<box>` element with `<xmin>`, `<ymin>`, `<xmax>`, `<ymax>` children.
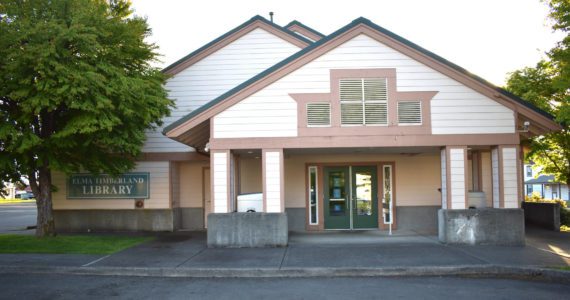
<box><xmin>161</xmin><ymin>15</ymin><xmax>313</xmax><ymax>76</ymax></box>
<box><xmin>163</xmin><ymin>17</ymin><xmax>561</xmax><ymax>141</ymax></box>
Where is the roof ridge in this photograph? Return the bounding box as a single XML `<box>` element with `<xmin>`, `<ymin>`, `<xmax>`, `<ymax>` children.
<box><xmin>284</xmin><ymin>20</ymin><xmax>326</xmax><ymax>38</ymax></box>
<box><xmin>161</xmin><ymin>15</ymin><xmax>312</xmax><ymax>74</ymax></box>
<box><xmin>352</xmin><ymin>17</ymin><xmax>554</xmax><ymax>120</ymax></box>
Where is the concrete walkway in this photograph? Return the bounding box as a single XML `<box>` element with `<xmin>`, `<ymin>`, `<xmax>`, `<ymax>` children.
<box><xmin>0</xmin><ymin>227</ymin><xmax>569</xmax><ymax>280</ymax></box>
<box><xmin>1</xmin><ymin>228</ymin><xmax>568</xmax><ymax>269</ymax></box>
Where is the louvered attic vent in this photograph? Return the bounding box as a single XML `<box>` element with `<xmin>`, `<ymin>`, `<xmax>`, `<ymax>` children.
<box><xmin>307</xmin><ymin>102</ymin><xmax>331</xmax><ymax>126</ymax></box>
<box><xmin>398</xmin><ymin>101</ymin><xmax>422</xmax><ymax>125</ymax></box>
<box><xmin>340</xmin><ymin>78</ymin><xmax>387</xmax><ymax>125</ymax></box>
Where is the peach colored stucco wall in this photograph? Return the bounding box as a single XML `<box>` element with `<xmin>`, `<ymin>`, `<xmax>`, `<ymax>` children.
<box><xmin>52</xmin><ymin>161</ymin><xmax>171</xmax><ymax>210</ymax></box>
<box><xmin>283</xmin><ymin>153</ymin><xmax>442</xmax><ymax>208</ymax></box>
<box><xmin>481</xmin><ymin>152</ymin><xmax>493</xmax><ymax>207</ymax></box>
<box><xmin>178</xmin><ymin>161</ymin><xmax>209</xmax><ymax>208</ymax></box>
<box><xmin>239</xmin><ymin>157</ymin><xmax>263</xmax><ymax>194</ymax></box>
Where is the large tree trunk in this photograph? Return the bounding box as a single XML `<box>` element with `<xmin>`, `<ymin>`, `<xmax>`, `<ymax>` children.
<box><xmin>31</xmin><ymin>165</ymin><xmax>56</xmax><ymax>237</ymax></box>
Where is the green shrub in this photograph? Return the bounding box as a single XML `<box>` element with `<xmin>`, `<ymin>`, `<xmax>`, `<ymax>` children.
<box><xmin>524</xmin><ymin>192</ymin><xmax>569</xmax><ymax>227</ymax></box>
<box><xmin>524</xmin><ymin>192</ymin><xmax>567</xmax><ymax>208</ymax></box>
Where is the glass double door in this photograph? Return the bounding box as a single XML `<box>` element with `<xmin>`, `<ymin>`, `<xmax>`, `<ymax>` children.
<box><xmin>324</xmin><ymin>166</ymin><xmax>378</xmax><ymax>229</ymax></box>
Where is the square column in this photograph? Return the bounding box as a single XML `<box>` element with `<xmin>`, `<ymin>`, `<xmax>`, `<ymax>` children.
<box><xmin>491</xmin><ymin>145</ymin><xmax>521</xmax><ymax>208</ymax></box>
<box><xmin>211</xmin><ymin>150</ymin><xmax>230</xmax><ymax>213</ymax></box>
<box><xmin>262</xmin><ymin>149</ymin><xmax>285</xmax><ymax>213</ymax></box>
<box><xmin>441</xmin><ymin>146</ymin><xmax>468</xmax><ymax>209</ymax></box>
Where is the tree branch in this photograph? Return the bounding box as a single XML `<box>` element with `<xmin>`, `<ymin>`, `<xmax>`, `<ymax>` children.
<box><xmin>541</xmin><ymin>148</ymin><xmax>564</xmax><ymax>174</ymax></box>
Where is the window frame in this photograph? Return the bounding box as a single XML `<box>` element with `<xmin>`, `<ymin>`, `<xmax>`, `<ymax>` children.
<box><xmin>290</xmin><ymin>69</ymin><xmax>437</xmax><ymax>136</ymax></box>
<box><xmin>397</xmin><ymin>100</ymin><xmax>423</xmax><ymax>126</ymax></box>
<box><xmin>308</xmin><ymin>166</ymin><xmax>319</xmax><ymax>225</ymax></box>
<box><xmin>526</xmin><ymin>165</ymin><xmax>532</xmax><ymax>177</ymax></box>
<box><xmin>306</xmin><ymin>102</ymin><xmax>332</xmax><ymax>127</ymax></box>
<box><xmin>339</xmin><ymin>78</ymin><xmax>388</xmax><ymax>127</ymax></box>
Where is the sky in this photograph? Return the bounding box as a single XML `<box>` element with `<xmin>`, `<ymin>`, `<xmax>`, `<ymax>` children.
<box><xmin>130</xmin><ymin>0</ymin><xmax>564</xmax><ymax>87</ymax></box>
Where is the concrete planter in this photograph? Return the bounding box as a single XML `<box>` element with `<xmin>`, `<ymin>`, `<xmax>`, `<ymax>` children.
<box><xmin>54</xmin><ymin>209</ymin><xmax>174</xmax><ymax>232</ymax></box>
<box><xmin>522</xmin><ymin>202</ymin><xmax>561</xmax><ymax>231</ymax></box>
<box><xmin>438</xmin><ymin>208</ymin><xmax>525</xmax><ymax>246</ymax></box>
<box><xmin>207</xmin><ymin>213</ymin><xmax>288</xmax><ymax>248</ymax></box>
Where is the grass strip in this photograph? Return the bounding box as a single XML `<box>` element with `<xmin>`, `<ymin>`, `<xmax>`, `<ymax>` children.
<box><xmin>0</xmin><ymin>234</ymin><xmax>153</xmax><ymax>255</ymax></box>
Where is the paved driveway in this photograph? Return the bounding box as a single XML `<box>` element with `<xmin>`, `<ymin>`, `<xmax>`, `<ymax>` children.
<box><xmin>0</xmin><ymin>202</ymin><xmax>36</xmax><ymax>234</ymax></box>
<box><xmin>0</xmin><ymin>204</ymin><xmax>568</xmax><ymax>270</ymax></box>
<box><xmin>2</xmin><ymin>273</ymin><xmax>570</xmax><ymax>300</ymax></box>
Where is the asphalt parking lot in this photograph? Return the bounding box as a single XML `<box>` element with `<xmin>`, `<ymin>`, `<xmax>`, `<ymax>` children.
<box><xmin>0</xmin><ymin>202</ymin><xmax>36</xmax><ymax>234</ymax></box>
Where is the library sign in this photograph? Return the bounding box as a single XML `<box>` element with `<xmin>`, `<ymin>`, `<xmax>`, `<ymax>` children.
<box><xmin>67</xmin><ymin>173</ymin><xmax>150</xmax><ymax>199</ymax></box>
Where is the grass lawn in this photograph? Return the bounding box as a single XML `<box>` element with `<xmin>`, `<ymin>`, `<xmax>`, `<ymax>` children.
<box><xmin>0</xmin><ymin>199</ymin><xmax>36</xmax><ymax>204</ymax></box>
<box><xmin>0</xmin><ymin>234</ymin><xmax>154</xmax><ymax>255</ymax></box>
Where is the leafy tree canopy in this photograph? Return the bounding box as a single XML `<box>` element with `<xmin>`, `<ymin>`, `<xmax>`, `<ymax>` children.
<box><xmin>0</xmin><ymin>0</ymin><xmax>173</xmax><ymax>236</ymax></box>
<box><xmin>505</xmin><ymin>0</ymin><xmax>570</xmax><ymax>187</ymax></box>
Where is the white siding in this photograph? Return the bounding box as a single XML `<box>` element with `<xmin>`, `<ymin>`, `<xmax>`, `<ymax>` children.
<box><xmin>264</xmin><ymin>151</ymin><xmax>283</xmax><ymax>213</ymax></box>
<box><xmin>440</xmin><ymin>148</ymin><xmax>447</xmax><ymax>209</ymax></box>
<box><xmin>562</xmin><ymin>185</ymin><xmax>569</xmax><ymax>201</ymax></box>
<box><xmin>212</xmin><ymin>152</ymin><xmax>228</xmax><ymax>213</ymax></box>
<box><xmin>229</xmin><ymin>153</ymin><xmax>236</xmax><ymax>212</ymax></box>
<box><xmin>52</xmin><ymin>162</ymin><xmax>170</xmax><ymax>209</ymax></box>
<box><xmin>449</xmin><ymin>148</ymin><xmax>466</xmax><ymax>209</ymax></box>
<box><xmin>213</xmin><ymin>34</ymin><xmax>514</xmax><ymax>138</ymax></box>
<box><xmin>502</xmin><ymin>147</ymin><xmax>518</xmax><ymax>208</ymax></box>
<box><xmin>143</xmin><ymin>28</ymin><xmax>302</xmax><ymax>151</ymax></box>
<box><xmin>291</xmin><ymin>30</ymin><xmax>316</xmax><ymax>42</ymax></box>
<box><xmin>492</xmin><ymin>148</ymin><xmax>500</xmax><ymax>208</ymax></box>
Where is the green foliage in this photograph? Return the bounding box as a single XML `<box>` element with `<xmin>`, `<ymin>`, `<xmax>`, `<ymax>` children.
<box><xmin>0</xmin><ymin>234</ymin><xmax>153</xmax><ymax>254</ymax></box>
<box><xmin>506</xmin><ymin>61</ymin><xmax>559</xmax><ymax>113</ymax></box>
<box><xmin>505</xmin><ymin>0</ymin><xmax>570</xmax><ymax>186</ymax></box>
<box><xmin>0</xmin><ymin>0</ymin><xmax>173</xmax><ymax>235</ymax></box>
<box><xmin>524</xmin><ymin>192</ymin><xmax>570</xmax><ymax>227</ymax></box>
<box><xmin>524</xmin><ymin>192</ymin><xmax>567</xmax><ymax>208</ymax></box>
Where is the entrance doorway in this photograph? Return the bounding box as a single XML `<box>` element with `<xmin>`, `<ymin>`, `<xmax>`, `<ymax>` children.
<box><xmin>324</xmin><ymin>166</ymin><xmax>378</xmax><ymax>229</ymax></box>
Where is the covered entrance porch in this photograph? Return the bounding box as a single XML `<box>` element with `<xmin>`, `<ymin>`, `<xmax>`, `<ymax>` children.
<box><xmin>206</xmin><ymin>145</ymin><xmax>525</xmax><ymax>247</ymax></box>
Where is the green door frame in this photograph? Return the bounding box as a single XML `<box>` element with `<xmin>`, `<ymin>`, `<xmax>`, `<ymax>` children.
<box><xmin>323</xmin><ymin>165</ymin><xmax>378</xmax><ymax>230</ymax></box>
<box><xmin>323</xmin><ymin>166</ymin><xmax>350</xmax><ymax>229</ymax></box>
<box><xmin>352</xmin><ymin>166</ymin><xmax>378</xmax><ymax>229</ymax></box>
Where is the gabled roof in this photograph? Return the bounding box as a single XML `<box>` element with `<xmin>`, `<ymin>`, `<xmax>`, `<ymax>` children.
<box><xmin>284</xmin><ymin>20</ymin><xmax>326</xmax><ymax>41</ymax></box>
<box><xmin>164</xmin><ymin>17</ymin><xmax>561</xmax><ymax>138</ymax></box>
<box><xmin>525</xmin><ymin>175</ymin><xmax>561</xmax><ymax>184</ymax></box>
<box><xmin>161</xmin><ymin>15</ymin><xmax>312</xmax><ymax>76</ymax></box>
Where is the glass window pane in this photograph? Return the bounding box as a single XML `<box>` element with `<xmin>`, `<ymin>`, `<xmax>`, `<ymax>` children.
<box><xmin>383</xmin><ymin>165</ymin><xmax>392</xmax><ymax>224</ymax></box>
<box><xmin>328</xmin><ymin>171</ymin><xmax>346</xmax><ymax>216</ymax></box>
<box><xmin>355</xmin><ymin>172</ymin><xmax>372</xmax><ymax>216</ymax></box>
<box><xmin>309</xmin><ymin>167</ymin><xmax>318</xmax><ymax>224</ymax></box>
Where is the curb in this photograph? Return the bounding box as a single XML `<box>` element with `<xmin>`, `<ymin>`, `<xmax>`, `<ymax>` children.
<box><xmin>0</xmin><ymin>265</ymin><xmax>569</xmax><ymax>282</ymax></box>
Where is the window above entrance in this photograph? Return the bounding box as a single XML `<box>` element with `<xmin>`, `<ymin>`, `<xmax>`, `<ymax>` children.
<box><xmin>339</xmin><ymin>78</ymin><xmax>388</xmax><ymax>126</ymax></box>
<box><xmin>290</xmin><ymin>68</ymin><xmax>437</xmax><ymax>137</ymax></box>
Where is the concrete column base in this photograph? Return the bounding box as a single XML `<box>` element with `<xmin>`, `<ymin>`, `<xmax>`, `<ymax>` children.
<box><xmin>522</xmin><ymin>202</ymin><xmax>561</xmax><ymax>231</ymax></box>
<box><xmin>438</xmin><ymin>208</ymin><xmax>525</xmax><ymax>246</ymax></box>
<box><xmin>207</xmin><ymin>213</ymin><xmax>288</xmax><ymax>248</ymax></box>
